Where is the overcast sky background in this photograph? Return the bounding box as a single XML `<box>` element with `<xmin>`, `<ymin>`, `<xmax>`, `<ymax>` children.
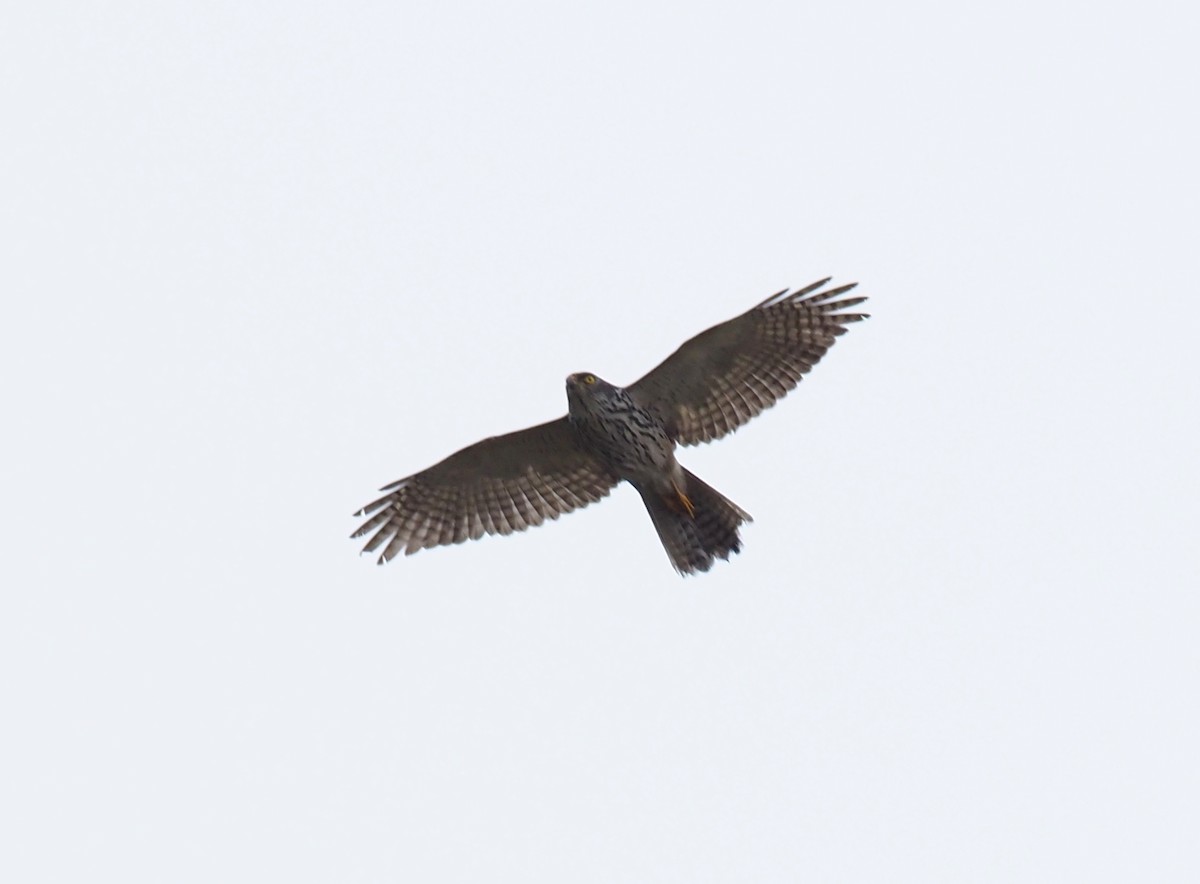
<box><xmin>3</xmin><ymin>1</ymin><xmax>1198</xmax><ymax>881</ymax></box>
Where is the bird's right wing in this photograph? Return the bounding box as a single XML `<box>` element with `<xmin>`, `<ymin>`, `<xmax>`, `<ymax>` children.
<box><xmin>628</xmin><ymin>279</ymin><xmax>868</xmax><ymax>446</ymax></box>
<box><xmin>352</xmin><ymin>417</ymin><xmax>619</xmax><ymax>562</ymax></box>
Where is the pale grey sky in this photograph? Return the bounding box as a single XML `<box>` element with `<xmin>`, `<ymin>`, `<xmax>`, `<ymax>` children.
<box><xmin>3</xmin><ymin>1</ymin><xmax>1198</xmax><ymax>881</ymax></box>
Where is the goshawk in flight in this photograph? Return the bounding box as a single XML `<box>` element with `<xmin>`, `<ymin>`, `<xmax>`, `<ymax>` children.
<box><xmin>353</xmin><ymin>278</ymin><xmax>867</xmax><ymax>575</ymax></box>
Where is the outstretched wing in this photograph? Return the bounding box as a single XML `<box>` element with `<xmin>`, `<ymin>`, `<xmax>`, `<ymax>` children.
<box><xmin>352</xmin><ymin>417</ymin><xmax>619</xmax><ymax>563</ymax></box>
<box><xmin>628</xmin><ymin>279</ymin><xmax>868</xmax><ymax>445</ymax></box>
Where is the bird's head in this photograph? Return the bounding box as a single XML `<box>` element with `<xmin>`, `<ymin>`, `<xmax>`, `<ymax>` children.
<box><xmin>566</xmin><ymin>372</ymin><xmax>618</xmax><ymax>415</ymax></box>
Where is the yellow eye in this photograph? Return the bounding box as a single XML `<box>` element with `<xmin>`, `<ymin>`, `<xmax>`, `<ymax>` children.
<box><xmin>583</xmin><ymin>374</ymin><xmax>596</xmax><ymax>385</ymax></box>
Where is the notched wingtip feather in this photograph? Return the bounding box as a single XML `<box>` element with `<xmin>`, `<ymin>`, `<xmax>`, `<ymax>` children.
<box><xmin>753</xmin><ymin>287</ymin><xmax>793</xmax><ymax>309</ymax></box>
<box><xmin>805</xmin><ymin>282</ymin><xmax>859</xmax><ymax>305</ymax></box>
<box><xmin>785</xmin><ymin>277</ymin><xmax>835</xmax><ymax>302</ymax></box>
<box><xmin>829</xmin><ymin>295</ymin><xmax>868</xmax><ymax>311</ymax></box>
<box><xmin>755</xmin><ymin>277</ymin><xmax>842</xmax><ymax>309</ymax></box>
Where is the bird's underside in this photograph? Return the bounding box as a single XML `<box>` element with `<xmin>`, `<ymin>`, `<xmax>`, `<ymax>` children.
<box><xmin>352</xmin><ymin>277</ymin><xmax>868</xmax><ymax>575</ymax></box>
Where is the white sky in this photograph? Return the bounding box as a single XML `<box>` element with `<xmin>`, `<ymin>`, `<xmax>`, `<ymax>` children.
<box><xmin>4</xmin><ymin>1</ymin><xmax>1198</xmax><ymax>881</ymax></box>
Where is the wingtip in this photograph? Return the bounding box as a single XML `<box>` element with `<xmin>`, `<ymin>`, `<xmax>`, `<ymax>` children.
<box><xmin>829</xmin><ymin>294</ymin><xmax>869</xmax><ymax>311</ymax></box>
<box><xmin>756</xmin><ymin>278</ymin><xmax>850</xmax><ymax>309</ymax></box>
<box><xmin>798</xmin><ymin>277</ymin><xmax>833</xmax><ymax>295</ymax></box>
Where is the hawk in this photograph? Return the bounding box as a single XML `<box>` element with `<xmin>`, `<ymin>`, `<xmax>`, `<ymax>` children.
<box><xmin>353</xmin><ymin>278</ymin><xmax>868</xmax><ymax>574</ymax></box>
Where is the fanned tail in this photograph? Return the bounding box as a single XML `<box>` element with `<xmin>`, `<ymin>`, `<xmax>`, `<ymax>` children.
<box><xmin>636</xmin><ymin>469</ymin><xmax>752</xmax><ymax>576</ymax></box>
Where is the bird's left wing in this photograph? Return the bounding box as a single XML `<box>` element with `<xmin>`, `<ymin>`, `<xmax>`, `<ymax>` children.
<box><xmin>352</xmin><ymin>417</ymin><xmax>619</xmax><ymax>563</ymax></box>
<box><xmin>628</xmin><ymin>279</ymin><xmax>868</xmax><ymax>446</ymax></box>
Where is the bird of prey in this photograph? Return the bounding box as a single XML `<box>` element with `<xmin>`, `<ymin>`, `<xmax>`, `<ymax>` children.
<box><xmin>352</xmin><ymin>278</ymin><xmax>868</xmax><ymax>575</ymax></box>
